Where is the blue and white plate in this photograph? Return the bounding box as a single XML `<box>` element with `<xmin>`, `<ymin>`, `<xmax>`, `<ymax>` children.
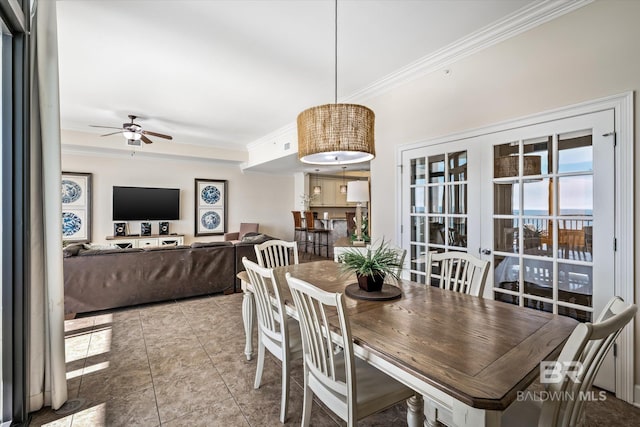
<box><xmin>201</xmin><ymin>211</ymin><xmax>221</xmax><ymax>230</ymax></box>
<box><xmin>61</xmin><ymin>180</ymin><xmax>82</xmax><ymax>204</ymax></box>
<box><xmin>201</xmin><ymin>185</ymin><xmax>221</xmax><ymax>204</ymax></box>
<box><xmin>62</xmin><ymin>212</ymin><xmax>82</xmax><ymax>236</ymax></box>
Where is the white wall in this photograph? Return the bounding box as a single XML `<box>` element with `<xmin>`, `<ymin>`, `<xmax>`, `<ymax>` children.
<box><xmin>365</xmin><ymin>1</ymin><xmax>640</xmax><ymax>387</ymax></box>
<box><xmin>62</xmin><ymin>148</ymin><xmax>294</xmax><ymax>245</ymax></box>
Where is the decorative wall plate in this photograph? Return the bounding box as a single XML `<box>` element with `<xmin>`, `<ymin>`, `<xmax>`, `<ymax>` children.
<box><xmin>62</xmin><ymin>212</ymin><xmax>82</xmax><ymax>236</ymax></box>
<box><xmin>61</xmin><ymin>180</ymin><xmax>82</xmax><ymax>204</ymax></box>
<box><xmin>201</xmin><ymin>211</ymin><xmax>221</xmax><ymax>230</ymax></box>
<box><xmin>201</xmin><ymin>185</ymin><xmax>221</xmax><ymax>204</ymax></box>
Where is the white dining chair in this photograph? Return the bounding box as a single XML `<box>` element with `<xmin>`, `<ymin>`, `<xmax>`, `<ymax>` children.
<box><xmin>254</xmin><ymin>239</ymin><xmax>299</xmax><ymax>268</ymax></box>
<box><xmin>286</xmin><ymin>273</ymin><xmax>414</xmax><ymax>426</ymax></box>
<box><xmin>502</xmin><ymin>296</ymin><xmax>637</xmax><ymax>427</ymax></box>
<box><xmin>242</xmin><ymin>257</ymin><xmax>302</xmax><ymax>423</ymax></box>
<box><xmin>427</xmin><ymin>251</ymin><xmax>489</xmax><ymax>297</ymax></box>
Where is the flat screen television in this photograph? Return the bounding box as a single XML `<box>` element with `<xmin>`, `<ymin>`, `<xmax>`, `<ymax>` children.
<box><xmin>112</xmin><ymin>186</ymin><xmax>180</xmax><ymax>220</ymax></box>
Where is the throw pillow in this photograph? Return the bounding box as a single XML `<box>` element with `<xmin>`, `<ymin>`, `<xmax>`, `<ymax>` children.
<box><xmin>240</xmin><ymin>233</ymin><xmax>273</xmax><ymax>243</ymax></box>
<box><xmin>83</xmin><ymin>243</ymin><xmax>117</xmax><ymax>250</ymax></box>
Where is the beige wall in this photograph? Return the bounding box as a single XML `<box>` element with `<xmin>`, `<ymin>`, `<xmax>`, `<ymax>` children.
<box><xmin>366</xmin><ymin>1</ymin><xmax>640</xmax><ymax>386</ymax></box>
<box><xmin>62</xmin><ymin>149</ymin><xmax>294</xmax><ymax>245</ymax></box>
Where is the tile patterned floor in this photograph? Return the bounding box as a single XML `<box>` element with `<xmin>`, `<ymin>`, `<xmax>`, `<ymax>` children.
<box><xmin>30</xmin><ymin>292</ymin><xmax>640</xmax><ymax>426</ymax></box>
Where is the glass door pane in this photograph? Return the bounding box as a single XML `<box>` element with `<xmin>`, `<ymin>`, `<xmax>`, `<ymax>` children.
<box><xmin>405</xmin><ymin>145</ymin><xmax>475</xmax><ymax>284</ymax></box>
<box><xmin>488</xmin><ymin>113</ymin><xmax>613</xmax><ymax>327</ymax></box>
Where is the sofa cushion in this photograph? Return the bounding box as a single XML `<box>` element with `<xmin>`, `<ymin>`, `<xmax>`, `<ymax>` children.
<box><xmin>78</xmin><ymin>247</ymin><xmax>143</xmax><ymax>256</ymax></box>
<box><xmin>83</xmin><ymin>243</ymin><xmax>117</xmax><ymax>250</ymax></box>
<box><xmin>143</xmin><ymin>245</ymin><xmax>179</xmax><ymax>252</ymax></box>
<box><xmin>141</xmin><ymin>244</ymin><xmax>191</xmax><ymax>251</ymax></box>
<box><xmin>191</xmin><ymin>241</ymin><xmax>233</xmax><ymax>248</ymax></box>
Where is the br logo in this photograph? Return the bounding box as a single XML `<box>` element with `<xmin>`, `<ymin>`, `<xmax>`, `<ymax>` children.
<box><xmin>540</xmin><ymin>361</ymin><xmax>584</xmax><ymax>384</ymax></box>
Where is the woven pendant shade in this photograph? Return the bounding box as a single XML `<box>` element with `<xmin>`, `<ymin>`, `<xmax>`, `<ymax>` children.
<box><xmin>297</xmin><ymin>103</ymin><xmax>375</xmax><ymax>165</ymax></box>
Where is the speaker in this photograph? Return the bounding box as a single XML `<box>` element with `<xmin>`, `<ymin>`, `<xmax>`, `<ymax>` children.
<box><xmin>114</xmin><ymin>222</ymin><xmax>127</xmax><ymax>237</ymax></box>
<box><xmin>159</xmin><ymin>222</ymin><xmax>169</xmax><ymax>235</ymax></box>
<box><xmin>141</xmin><ymin>222</ymin><xmax>152</xmax><ymax>236</ymax></box>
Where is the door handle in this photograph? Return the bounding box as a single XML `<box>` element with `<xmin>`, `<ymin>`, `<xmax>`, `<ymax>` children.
<box><xmin>481</xmin><ymin>249</ymin><xmax>492</xmax><ymax>255</ymax></box>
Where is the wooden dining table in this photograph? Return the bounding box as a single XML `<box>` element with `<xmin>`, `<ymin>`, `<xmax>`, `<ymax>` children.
<box><xmin>238</xmin><ymin>260</ymin><xmax>577</xmax><ymax>427</ymax></box>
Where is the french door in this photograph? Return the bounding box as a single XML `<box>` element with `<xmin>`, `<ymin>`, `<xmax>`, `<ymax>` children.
<box><xmin>402</xmin><ymin>142</ymin><xmax>482</xmax><ymax>283</ymax></box>
<box><xmin>401</xmin><ymin>109</ymin><xmax>616</xmax><ymax>391</ymax></box>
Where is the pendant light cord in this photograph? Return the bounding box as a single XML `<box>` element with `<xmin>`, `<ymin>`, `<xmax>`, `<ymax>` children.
<box><xmin>334</xmin><ymin>0</ymin><xmax>338</xmax><ymax>104</ymax></box>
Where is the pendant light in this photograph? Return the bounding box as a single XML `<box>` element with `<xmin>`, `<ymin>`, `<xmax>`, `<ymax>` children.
<box><xmin>297</xmin><ymin>0</ymin><xmax>375</xmax><ymax>165</ymax></box>
<box><xmin>339</xmin><ymin>166</ymin><xmax>347</xmax><ymax>194</ymax></box>
<box><xmin>313</xmin><ymin>169</ymin><xmax>322</xmax><ymax>194</ymax></box>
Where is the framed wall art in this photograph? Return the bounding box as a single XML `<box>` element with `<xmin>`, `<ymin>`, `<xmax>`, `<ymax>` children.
<box><xmin>194</xmin><ymin>179</ymin><xmax>227</xmax><ymax>236</ymax></box>
<box><xmin>61</xmin><ymin>172</ymin><xmax>92</xmax><ymax>242</ymax></box>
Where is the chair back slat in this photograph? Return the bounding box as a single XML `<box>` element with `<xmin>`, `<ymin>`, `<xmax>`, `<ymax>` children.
<box><xmin>428</xmin><ymin>251</ymin><xmax>489</xmax><ymax>297</ymax></box>
<box><xmin>286</xmin><ymin>274</ymin><xmax>355</xmax><ymax>418</ymax></box>
<box><xmin>255</xmin><ymin>240</ymin><xmax>299</xmax><ymax>268</ymax></box>
<box><xmin>538</xmin><ymin>296</ymin><xmax>637</xmax><ymax>427</ymax></box>
<box><xmin>242</xmin><ymin>258</ymin><xmax>287</xmax><ymax>348</ymax></box>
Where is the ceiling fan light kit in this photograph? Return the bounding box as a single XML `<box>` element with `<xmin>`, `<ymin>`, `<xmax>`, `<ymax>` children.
<box><xmin>296</xmin><ymin>0</ymin><xmax>375</xmax><ymax>165</ymax></box>
<box><xmin>90</xmin><ymin>114</ymin><xmax>173</xmax><ymax>145</ymax></box>
<box><xmin>122</xmin><ymin>123</ymin><xmax>142</xmax><ymax>140</ymax></box>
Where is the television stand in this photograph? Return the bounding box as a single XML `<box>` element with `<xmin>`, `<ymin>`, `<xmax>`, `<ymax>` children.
<box><xmin>106</xmin><ymin>234</ymin><xmax>184</xmax><ymax>249</ymax></box>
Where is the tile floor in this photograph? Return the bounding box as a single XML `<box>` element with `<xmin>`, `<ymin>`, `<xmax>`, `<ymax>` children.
<box><xmin>30</xmin><ymin>292</ymin><xmax>640</xmax><ymax>426</ymax></box>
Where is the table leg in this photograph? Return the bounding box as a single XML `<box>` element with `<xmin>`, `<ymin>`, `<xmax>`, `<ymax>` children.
<box><xmin>242</xmin><ymin>289</ymin><xmax>255</xmax><ymax>361</ymax></box>
<box><xmin>406</xmin><ymin>394</ymin><xmax>424</xmax><ymax>427</ymax></box>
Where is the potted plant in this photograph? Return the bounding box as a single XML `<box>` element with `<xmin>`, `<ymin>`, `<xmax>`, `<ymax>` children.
<box><xmin>339</xmin><ymin>240</ymin><xmax>402</xmax><ymax>292</ymax></box>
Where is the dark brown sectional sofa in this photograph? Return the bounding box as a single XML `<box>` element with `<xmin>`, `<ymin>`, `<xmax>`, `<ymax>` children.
<box><xmin>63</xmin><ymin>233</ymin><xmax>275</xmax><ymax>316</ymax></box>
<box><xmin>63</xmin><ymin>242</ymin><xmax>235</xmax><ymax>315</ymax></box>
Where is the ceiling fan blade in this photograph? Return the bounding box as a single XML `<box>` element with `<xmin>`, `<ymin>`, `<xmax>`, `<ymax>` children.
<box><xmin>141</xmin><ymin>135</ymin><xmax>154</xmax><ymax>144</ymax></box>
<box><xmin>100</xmin><ymin>131</ymin><xmax>124</xmax><ymax>137</ymax></box>
<box><xmin>89</xmin><ymin>125</ymin><xmax>122</xmax><ymax>130</ymax></box>
<box><xmin>143</xmin><ymin>130</ymin><xmax>173</xmax><ymax>140</ymax></box>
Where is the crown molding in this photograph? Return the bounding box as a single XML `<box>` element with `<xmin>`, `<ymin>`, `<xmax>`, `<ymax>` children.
<box><xmin>247</xmin><ymin>0</ymin><xmax>593</xmax><ymax>160</ymax></box>
<box><xmin>343</xmin><ymin>0</ymin><xmax>594</xmax><ymax>103</ymax></box>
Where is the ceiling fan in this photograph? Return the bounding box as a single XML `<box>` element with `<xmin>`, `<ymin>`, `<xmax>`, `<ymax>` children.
<box><xmin>90</xmin><ymin>114</ymin><xmax>173</xmax><ymax>145</ymax></box>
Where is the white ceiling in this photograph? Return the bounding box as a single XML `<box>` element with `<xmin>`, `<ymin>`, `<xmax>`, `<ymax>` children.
<box><xmin>56</xmin><ymin>0</ymin><xmax>538</xmax><ymax>169</ymax></box>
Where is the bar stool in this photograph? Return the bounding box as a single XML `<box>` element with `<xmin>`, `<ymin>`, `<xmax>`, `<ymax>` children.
<box><xmin>304</xmin><ymin>211</ymin><xmax>330</xmax><ymax>258</ymax></box>
<box><xmin>291</xmin><ymin>211</ymin><xmax>307</xmax><ymax>255</ymax></box>
<box><xmin>345</xmin><ymin>211</ymin><xmax>356</xmax><ymax>237</ymax></box>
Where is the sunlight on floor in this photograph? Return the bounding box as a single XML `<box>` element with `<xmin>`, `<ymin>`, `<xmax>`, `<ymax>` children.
<box><xmin>44</xmin><ymin>403</ymin><xmax>107</xmax><ymax>426</ymax></box>
<box><xmin>64</xmin><ymin>313</ymin><xmax>114</xmax><ymax>379</ymax></box>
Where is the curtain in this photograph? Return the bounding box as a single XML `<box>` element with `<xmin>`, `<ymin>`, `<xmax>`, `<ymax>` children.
<box><xmin>29</xmin><ymin>0</ymin><xmax>68</xmax><ymax>411</ymax></box>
